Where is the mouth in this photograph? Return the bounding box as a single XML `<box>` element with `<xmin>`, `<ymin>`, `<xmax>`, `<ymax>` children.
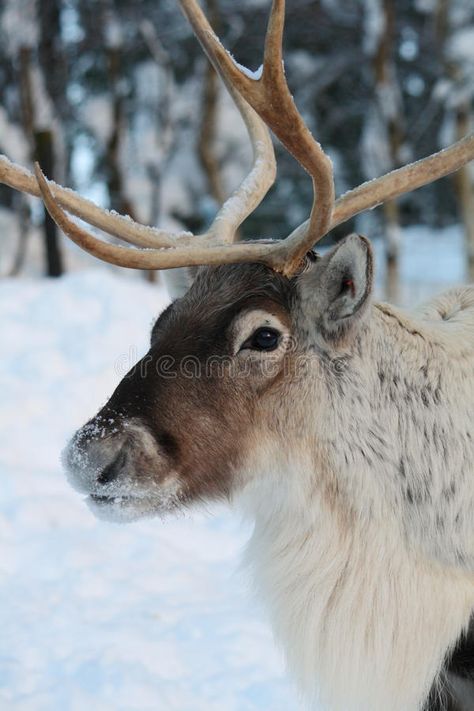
<box><xmin>86</xmin><ymin>479</ymin><xmax>182</xmax><ymax>523</ymax></box>
<box><xmin>86</xmin><ymin>493</ymin><xmax>147</xmax><ymax>523</ymax></box>
<box><xmin>89</xmin><ymin>494</ymin><xmax>132</xmax><ymax>504</ymax></box>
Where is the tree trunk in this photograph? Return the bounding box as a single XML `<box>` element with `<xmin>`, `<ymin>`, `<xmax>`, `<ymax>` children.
<box><xmin>454</xmin><ymin>107</ymin><xmax>474</xmax><ymax>281</ymax></box>
<box><xmin>7</xmin><ymin>194</ymin><xmax>31</xmax><ymax>277</ymax></box>
<box><xmin>373</xmin><ymin>0</ymin><xmax>404</xmax><ymax>302</ymax></box>
<box><xmin>436</xmin><ymin>0</ymin><xmax>474</xmax><ymax>281</ymax></box>
<box><xmin>197</xmin><ymin>0</ymin><xmax>225</xmax><ymax>206</ymax></box>
<box><xmin>19</xmin><ymin>45</ymin><xmax>63</xmax><ymax>277</ymax></box>
<box><xmin>35</xmin><ymin>130</ymin><xmax>63</xmax><ymax>277</ymax></box>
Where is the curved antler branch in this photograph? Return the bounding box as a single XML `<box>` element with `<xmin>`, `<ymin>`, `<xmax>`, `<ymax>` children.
<box><xmin>204</xmin><ymin>88</ymin><xmax>276</xmax><ymax>244</ymax></box>
<box><xmin>0</xmin><ymin>0</ymin><xmax>277</xmax><ymax>260</ymax></box>
<box><xmin>180</xmin><ymin>0</ymin><xmax>335</xmax><ymax>274</ymax></box>
<box><xmin>0</xmin><ymin>89</ymin><xmax>275</xmax><ymax>252</ymax></box>
<box><xmin>285</xmin><ymin>133</ymin><xmax>474</xmax><ymax>245</ymax></box>
<box><xmin>34</xmin><ymin>163</ymin><xmax>279</xmax><ymax>269</ymax></box>
<box><xmin>0</xmin><ymin>155</ymin><xmax>185</xmax><ymax>248</ymax></box>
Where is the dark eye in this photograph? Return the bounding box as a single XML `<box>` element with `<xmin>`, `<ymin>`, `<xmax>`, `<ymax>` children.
<box><xmin>242</xmin><ymin>327</ymin><xmax>281</xmax><ymax>352</ymax></box>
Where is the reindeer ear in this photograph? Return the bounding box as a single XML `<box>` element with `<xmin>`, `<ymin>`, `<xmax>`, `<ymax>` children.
<box><xmin>299</xmin><ymin>234</ymin><xmax>374</xmax><ymax>343</ymax></box>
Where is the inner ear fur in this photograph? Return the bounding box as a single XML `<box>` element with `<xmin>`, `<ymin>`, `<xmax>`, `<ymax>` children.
<box><xmin>299</xmin><ymin>233</ymin><xmax>374</xmax><ymax>343</ymax></box>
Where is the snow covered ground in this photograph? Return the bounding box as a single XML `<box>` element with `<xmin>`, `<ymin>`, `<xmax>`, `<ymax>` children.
<box><xmin>0</xmin><ymin>224</ymin><xmax>468</xmax><ymax>711</ymax></box>
<box><xmin>0</xmin><ymin>270</ymin><xmax>296</xmax><ymax>711</ymax></box>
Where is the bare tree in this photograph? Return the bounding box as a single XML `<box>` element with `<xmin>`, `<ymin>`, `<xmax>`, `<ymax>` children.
<box><xmin>363</xmin><ymin>0</ymin><xmax>406</xmax><ymax>300</ymax></box>
<box><xmin>19</xmin><ymin>44</ymin><xmax>63</xmax><ymax>277</ymax></box>
<box><xmin>436</xmin><ymin>0</ymin><xmax>474</xmax><ymax>279</ymax></box>
<box><xmin>196</xmin><ymin>0</ymin><xmax>225</xmax><ymax>207</ymax></box>
<box><xmin>140</xmin><ymin>20</ymin><xmax>178</xmax><ymax>283</ymax></box>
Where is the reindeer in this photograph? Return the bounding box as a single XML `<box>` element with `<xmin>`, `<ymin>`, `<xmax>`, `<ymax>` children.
<box><xmin>2</xmin><ymin>1</ymin><xmax>474</xmax><ymax>709</ymax></box>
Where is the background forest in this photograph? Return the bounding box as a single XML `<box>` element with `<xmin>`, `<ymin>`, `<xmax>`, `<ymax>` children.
<box><xmin>0</xmin><ymin>0</ymin><xmax>473</xmax><ymax>289</ymax></box>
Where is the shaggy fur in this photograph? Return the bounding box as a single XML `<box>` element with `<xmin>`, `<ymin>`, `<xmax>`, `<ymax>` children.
<box><xmin>238</xmin><ymin>274</ymin><xmax>474</xmax><ymax>709</ymax></box>
<box><xmin>64</xmin><ymin>236</ymin><xmax>474</xmax><ymax>711</ymax></box>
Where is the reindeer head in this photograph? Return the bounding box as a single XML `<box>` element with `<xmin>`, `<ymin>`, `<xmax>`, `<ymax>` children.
<box><xmin>0</xmin><ymin>2</ymin><xmax>472</xmax><ymax>520</ymax></box>
<box><xmin>63</xmin><ymin>235</ymin><xmax>373</xmax><ymax>522</ymax></box>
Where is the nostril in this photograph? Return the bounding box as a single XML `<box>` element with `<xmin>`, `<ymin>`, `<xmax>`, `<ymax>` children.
<box><xmin>97</xmin><ymin>446</ymin><xmax>128</xmax><ymax>486</ymax></box>
<box><xmin>155</xmin><ymin>430</ymin><xmax>179</xmax><ymax>460</ymax></box>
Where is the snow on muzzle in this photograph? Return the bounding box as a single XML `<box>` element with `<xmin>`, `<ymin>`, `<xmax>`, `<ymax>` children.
<box><xmin>62</xmin><ymin>414</ymin><xmax>182</xmax><ymax>523</ymax></box>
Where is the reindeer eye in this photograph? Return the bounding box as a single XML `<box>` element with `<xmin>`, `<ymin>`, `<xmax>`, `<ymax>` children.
<box><xmin>242</xmin><ymin>327</ymin><xmax>280</xmax><ymax>352</ymax></box>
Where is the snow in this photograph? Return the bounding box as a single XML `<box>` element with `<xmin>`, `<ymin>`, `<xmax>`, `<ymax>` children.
<box><xmin>0</xmin><ymin>0</ymin><xmax>38</xmax><ymax>55</ymax></box>
<box><xmin>361</xmin><ymin>105</ymin><xmax>392</xmax><ymax>178</ymax></box>
<box><xmin>0</xmin><ymin>111</ymin><xmax>30</xmax><ymax>166</ymax></box>
<box><xmin>448</xmin><ymin>27</ymin><xmax>474</xmax><ymax>65</ymax></box>
<box><xmin>372</xmin><ymin>224</ymin><xmax>466</xmax><ymax>303</ymax></box>
<box><xmin>0</xmin><ymin>270</ymin><xmax>295</xmax><ymax>711</ymax></box>
<box><xmin>233</xmin><ymin>59</ymin><xmax>263</xmax><ymax>82</ymax></box>
<box><xmin>362</xmin><ymin>0</ymin><xmax>386</xmax><ymax>56</ymax></box>
<box><xmin>29</xmin><ymin>65</ymin><xmax>56</xmax><ymax>133</ymax></box>
<box><xmin>0</xmin><ymin>225</ymin><xmax>468</xmax><ymax>709</ymax></box>
<box><xmin>80</xmin><ymin>96</ymin><xmax>114</xmax><ymax>146</ymax></box>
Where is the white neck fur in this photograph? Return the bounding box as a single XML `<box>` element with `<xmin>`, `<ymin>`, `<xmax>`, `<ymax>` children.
<box><xmin>239</xmin><ymin>459</ymin><xmax>474</xmax><ymax>711</ymax></box>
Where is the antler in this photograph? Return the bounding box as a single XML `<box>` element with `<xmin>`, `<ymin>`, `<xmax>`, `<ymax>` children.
<box><xmin>0</xmin><ymin>78</ymin><xmax>277</xmax><ymax>260</ymax></box>
<box><xmin>179</xmin><ymin>0</ymin><xmax>334</xmax><ymax>274</ymax></box>
<box><xmin>1</xmin><ymin>0</ymin><xmax>474</xmax><ymax>277</ymax></box>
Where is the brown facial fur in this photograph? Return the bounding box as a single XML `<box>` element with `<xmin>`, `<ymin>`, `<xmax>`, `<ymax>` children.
<box><xmin>86</xmin><ymin>262</ymin><xmax>296</xmax><ymax>505</ymax></box>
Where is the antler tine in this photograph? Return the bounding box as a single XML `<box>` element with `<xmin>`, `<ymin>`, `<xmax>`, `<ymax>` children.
<box><xmin>259</xmin><ymin>0</ymin><xmax>335</xmax><ymax>271</ymax></box>
<box><xmin>286</xmin><ymin>133</ymin><xmax>474</xmax><ymax>244</ymax></box>
<box><xmin>0</xmin><ymin>90</ymin><xmax>275</xmax><ymax>253</ymax></box>
<box><xmin>34</xmin><ymin>163</ymin><xmax>278</xmax><ymax>269</ymax></box>
<box><xmin>0</xmin><ymin>85</ymin><xmax>275</xmax><ymax>259</ymax></box>
<box><xmin>180</xmin><ymin>0</ymin><xmax>335</xmax><ymax>275</ymax></box>
<box><xmin>203</xmin><ymin>88</ymin><xmax>276</xmax><ymax>244</ymax></box>
<box><xmin>0</xmin><ymin>0</ymin><xmax>278</xmax><ymax>266</ymax></box>
<box><xmin>0</xmin><ymin>155</ymin><xmax>186</xmax><ymax>249</ymax></box>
